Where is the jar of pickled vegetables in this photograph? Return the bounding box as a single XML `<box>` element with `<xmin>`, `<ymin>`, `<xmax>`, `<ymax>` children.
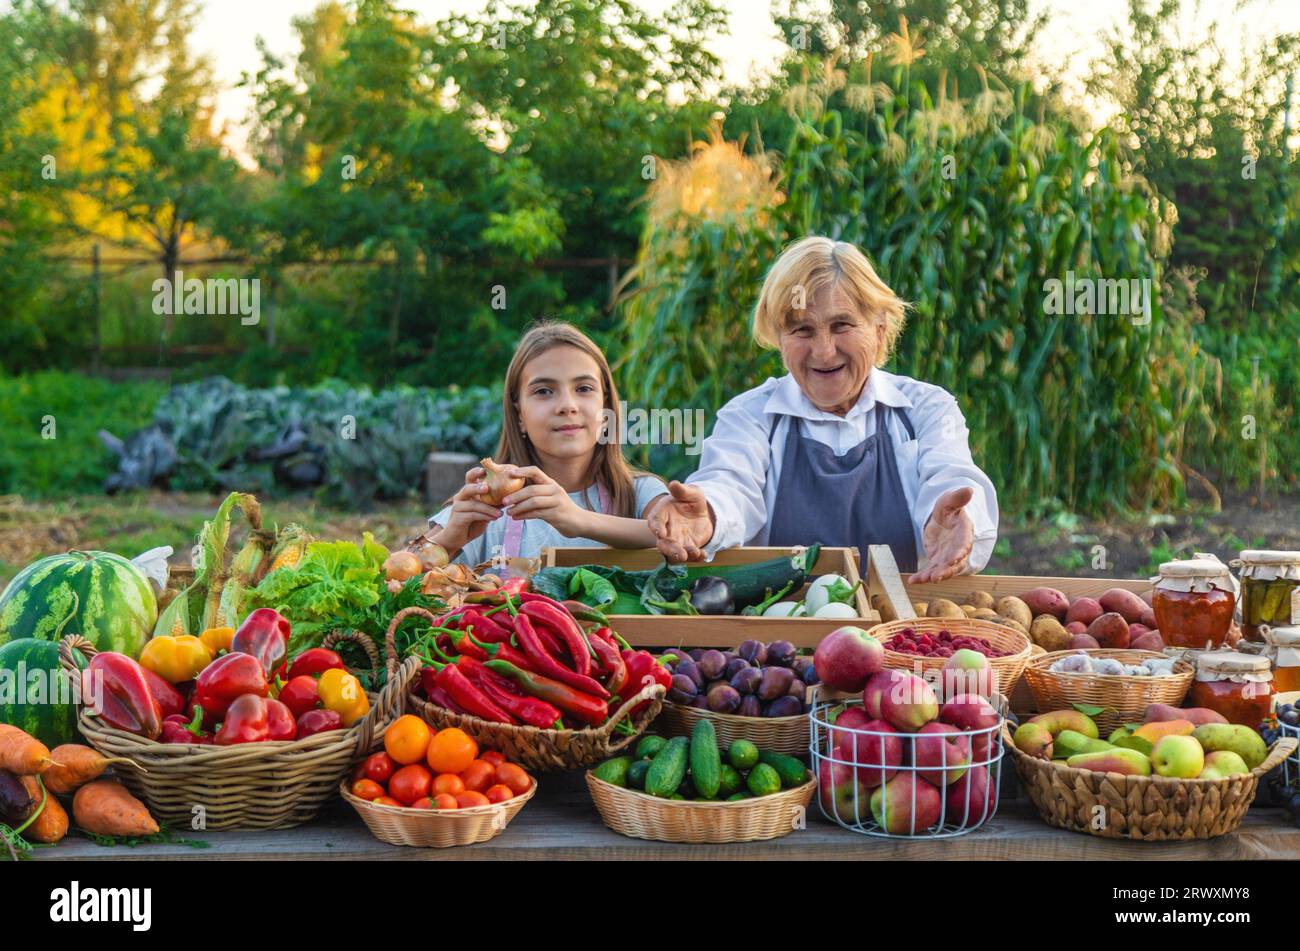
<box><xmin>1187</xmin><ymin>651</ymin><xmax>1275</xmax><ymax>729</ymax></box>
<box><xmin>1152</xmin><ymin>557</ymin><xmax>1237</xmax><ymax>649</ymax></box>
<box><xmin>1262</xmin><ymin>624</ymin><xmax>1300</xmax><ymax>694</ymax></box>
<box><xmin>1231</xmin><ymin>550</ymin><xmax>1300</xmax><ymax>643</ymax></box>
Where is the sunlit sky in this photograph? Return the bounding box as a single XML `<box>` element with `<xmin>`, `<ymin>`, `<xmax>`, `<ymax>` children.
<box><xmin>194</xmin><ymin>0</ymin><xmax>1300</xmax><ymax>156</ymax></box>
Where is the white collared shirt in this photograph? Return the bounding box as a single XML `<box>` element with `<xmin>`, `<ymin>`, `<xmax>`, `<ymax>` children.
<box><xmin>688</xmin><ymin>368</ymin><xmax>999</xmax><ymax>573</ymax></box>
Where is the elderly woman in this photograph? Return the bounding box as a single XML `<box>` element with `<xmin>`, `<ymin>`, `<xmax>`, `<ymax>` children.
<box><xmin>646</xmin><ymin>236</ymin><xmax>998</xmax><ymax>583</ymax></box>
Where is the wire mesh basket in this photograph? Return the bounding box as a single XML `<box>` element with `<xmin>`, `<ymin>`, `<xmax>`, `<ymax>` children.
<box><xmin>809</xmin><ymin>691</ymin><xmax>1004</xmax><ymax>838</ymax></box>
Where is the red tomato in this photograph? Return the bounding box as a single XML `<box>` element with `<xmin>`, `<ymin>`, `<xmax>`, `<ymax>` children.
<box><xmin>373</xmin><ymin>796</ymin><xmax>402</xmax><ymax>807</ymax></box>
<box><xmin>388</xmin><ymin>764</ymin><xmax>433</xmax><ymax>806</ymax></box>
<box><xmin>479</xmin><ymin>751</ymin><xmax>506</xmax><ymax>767</ymax></box>
<box><xmin>484</xmin><ymin>784</ymin><xmax>514</xmax><ymax>804</ymax></box>
<box><xmin>494</xmin><ymin>762</ymin><xmax>533</xmax><ymax>796</ymax></box>
<box><xmin>455</xmin><ymin>791</ymin><xmax>490</xmax><ymax>809</ymax></box>
<box><xmin>411</xmin><ymin>797</ymin><xmax>436</xmax><ymax>810</ymax></box>
<box><xmin>363</xmin><ymin>751</ymin><xmax>396</xmax><ymax>784</ymax></box>
<box><xmin>433</xmin><ymin>793</ymin><xmax>459</xmax><ymax>810</ymax></box>
<box><xmin>351</xmin><ymin>779</ymin><xmax>385</xmax><ymax>801</ymax></box>
<box><xmin>432</xmin><ymin>773</ymin><xmax>465</xmax><ymax>797</ymax></box>
<box><xmin>460</xmin><ymin>760</ymin><xmax>496</xmax><ymax>793</ymax></box>
<box><xmin>349</xmin><ymin>762</ymin><xmax>366</xmax><ymax>784</ymax></box>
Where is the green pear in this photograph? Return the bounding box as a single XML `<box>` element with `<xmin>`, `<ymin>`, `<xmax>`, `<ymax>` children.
<box><xmin>1198</xmin><ymin>750</ymin><xmax>1250</xmax><ymax>780</ymax></box>
<box><xmin>1066</xmin><ymin>748</ymin><xmax>1152</xmax><ymax>776</ymax></box>
<box><xmin>1054</xmin><ymin>729</ymin><xmax>1113</xmax><ymax>759</ymax></box>
<box><xmin>1192</xmin><ymin>724</ymin><xmax>1268</xmax><ymax>770</ymax></box>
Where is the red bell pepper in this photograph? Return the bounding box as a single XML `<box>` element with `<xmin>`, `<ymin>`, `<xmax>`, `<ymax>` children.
<box><xmin>295</xmin><ymin>708</ymin><xmax>343</xmax><ymax>738</ymax></box>
<box><xmin>82</xmin><ymin>652</ymin><xmax>163</xmax><ymax>739</ymax></box>
<box><xmin>519</xmin><ymin>601</ymin><xmax>592</xmax><ymax>677</ymax></box>
<box><xmin>483</xmin><ymin>659</ymin><xmax>609</xmax><ymax>726</ymax></box>
<box><xmin>512</xmin><ymin>614</ymin><xmax>608</xmax><ymax>699</ymax></box>
<box><xmin>619</xmin><ymin>649</ymin><xmax>671</xmax><ymax>716</ymax></box>
<box><xmin>193</xmin><ymin>651</ymin><xmax>269</xmax><ymax>723</ymax></box>
<box><xmin>140</xmin><ymin>666</ymin><xmax>186</xmax><ymax>719</ymax></box>
<box><xmin>285</xmin><ymin>647</ymin><xmax>344</xmax><ymax>681</ymax></box>
<box><xmin>216</xmin><ymin>694</ymin><xmax>297</xmax><ymax>744</ymax></box>
<box><xmin>231</xmin><ymin>607</ymin><xmax>291</xmax><ymax>677</ymax></box>
<box><xmin>278</xmin><ymin>675</ymin><xmax>321</xmax><ymax>719</ymax></box>
<box><xmin>160</xmin><ymin>708</ymin><xmax>211</xmax><ymax>745</ymax></box>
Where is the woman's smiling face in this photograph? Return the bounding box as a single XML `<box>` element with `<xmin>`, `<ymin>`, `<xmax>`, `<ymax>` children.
<box><xmin>779</xmin><ymin>282</ymin><xmax>885</xmax><ymax>415</ymax></box>
<box><xmin>516</xmin><ymin>344</ymin><xmax>606</xmax><ymax>461</ymax></box>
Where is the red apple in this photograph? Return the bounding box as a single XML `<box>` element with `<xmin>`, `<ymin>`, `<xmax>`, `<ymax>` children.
<box><xmin>913</xmin><ymin>721</ymin><xmax>971</xmax><ymax>786</ymax></box>
<box><xmin>938</xmin><ymin>693</ymin><xmax>1000</xmax><ymax>761</ymax></box>
<box><xmin>876</xmin><ymin>671</ymin><xmax>938</xmax><ymax>732</ymax></box>
<box><xmin>813</xmin><ymin>627</ymin><xmax>884</xmax><ymax>693</ymax></box>
<box><xmin>870</xmin><ymin>773</ymin><xmax>942</xmax><ymax>835</ymax></box>
<box><xmin>817</xmin><ymin>757</ymin><xmax>871</xmax><ymax>825</ymax></box>
<box><xmin>862</xmin><ymin>669</ymin><xmax>909</xmax><ymax>720</ymax></box>
<box><xmin>945</xmin><ymin>765</ymin><xmax>996</xmax><ymax>826</ymax></box>
<box><xmin>940</xmin><ymin>648</ymin><xmax>992</xmax><ymax>698</ymax></box>
<box><xmin>832</xmin><ymin>716</ymin><xmax>902</xmax><ymax>788</ymax></box>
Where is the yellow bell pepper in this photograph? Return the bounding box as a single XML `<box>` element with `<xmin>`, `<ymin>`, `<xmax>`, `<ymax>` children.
<box><xmin>317</xmin><ymin>668</ymin><xmax>369</xmax><ymax>727</ymax></box>
<box><xmin>139</xmin><ymin>634</ymin><xmax>213</xmax><ymax>684</ymax></box>
<box><xmin>199</xmin><ymin>626</ymin><xmax>235</xmax><ymax>655</ymax></box>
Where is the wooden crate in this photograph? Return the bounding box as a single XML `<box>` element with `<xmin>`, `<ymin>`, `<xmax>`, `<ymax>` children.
<box><xmin>540</xmin><ymin>546</ymin><xmax>877</xmax><ymax>648</ymax></box>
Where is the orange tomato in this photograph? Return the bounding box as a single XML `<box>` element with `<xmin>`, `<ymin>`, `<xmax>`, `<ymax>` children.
<box><xmin>388</xmin><ymin>763</ymin><xmax>433</xmax><ymax>806</ymax></box>
<box><xmin>426</xmin><ymin>727</ymin><xmax>478</xmax><ymax>774</ymax></box>
<box><xmin>494</xmin><ymin>762</ymin><xmax>532</xmax><ymax>796</ymax></box>
<box><xmin>374</xmin><ymin>796</ymin><xmax>402</xmax><ymax>807</ymax></box>
<box><xmin>411</xmin><ymin>797</ymin><xmax>436</xmax><ymax>810</ymax></box>
<box><xmin>480</xmin><ymin>751</ymin><xmax>506</xmax><ymax>767</ymax></box>
<box><xmin>351</xmin><ymin>778</ymin><xmax>385</xmax><ymax>801</ymax></box>
<box><xmin>433</xmin><ymin>793</ymin><xmax>459</xmax><ymax>810</ymax></box>
<box><xmin>460</xmin><ymin>759</ymin><xmax>496</xmax><ymax>793</ymax></box>
<box><xmin>484</xmin><ymin>784</ymin><xmax>514</xmax><ymax>804</ymax></box>
<box><xmin>432</xmin><ymin>773</ymin><xmax>466</xmax><ymax>797</ymax></box>
<box><xmin>384</xmin><ymin>715</ymin><xmax>432</xmax><ymax>765</ymax></box>
<box><xmin>455</xmin><ymin>790</ymin><xmax>490</xmax><ymax>809</ymax></box>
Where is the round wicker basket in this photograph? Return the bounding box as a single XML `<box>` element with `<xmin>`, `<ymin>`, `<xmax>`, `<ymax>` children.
<box><xmin>586</xmin><ymin>772</ymin><xmax>816</xmax><ymax>843</ymax></box>
<box><xmin>60</xmin><ymin>633</ymin><xmax>412</xmax><ymax>831</ymax></box>
<box><xmin>1004</xmin><ymin>722</ymin><xmax>1297</xmax><ymax>840</ymax></box>
<box><xmin>869</xmin><ymin>617</ymin><xmax>1033</xmax><ymax>698</ymax></box>
<box><xmin>1022</xmin><ymin>648</ymin><xmax>1194</xmax><ymax>735</ymax></box>
<box><xmin>387</xmin><ymin>607</ymin><xmax>663</xmax><ymax>773</ymax></box>
<box><xmin>656</xmin><ymin>702</ymin><xmax>808</xmax><ymax>758</ymax></box>
<box><xmin>341</xmin><ymin>778</ymin><xmax>536</xmax><ymax>847</ymax></box>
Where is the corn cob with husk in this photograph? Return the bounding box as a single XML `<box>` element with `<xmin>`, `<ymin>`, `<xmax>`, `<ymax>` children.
<box><xmin>263</xmin><ymin>524</ymin><xmax>313</xmax><ymax>578</ymax></box>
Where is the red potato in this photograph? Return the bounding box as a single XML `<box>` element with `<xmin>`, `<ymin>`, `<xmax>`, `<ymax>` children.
<box><xmin>1139</xmin><ymin>605</ymin><xmax>1157</xmax><ymax>629</ymax></box>
<box><xmin>1065</xmin><ymin>597</ymin><xmax>1103</xmax><ymax>627</ymax></box>
<box><xmin>1068</xmin><ymin>633</ymin><xmax>1101</xmax><ymax>650</ymax></box>
<box><xmin>1020</xmin><ymin>587</ymin><xmax>1070</xmax><ymax>622</ymax></box>
<box><xmin>1128</xmin><ymin>623</ymin><xmax>1151</xmax><ymax>640</ymax></box>
<box><xmin>1131</xmin><ymin>630</ymin><xmax>1165</xmax><ymax>652</ymax></box>
<box><xmin>1100</xmin><ymin>588</ymin><xmax>1148</xmax><ymax>624</ymax></box>
<box><xmin>1087</xmin><ymin>612</ymin><xmax>1130</xmax><ymax>649</ymax></box>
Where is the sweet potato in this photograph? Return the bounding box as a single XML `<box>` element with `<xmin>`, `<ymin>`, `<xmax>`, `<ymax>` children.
<box><xmin>0</xmin><ymin>724</ymin><xmax>54</xmax><ymax>775</ymax></box>
<box><xmin>18</xmin><ymin>776</ymin><xmax>68</xmax><ymax>844</ymax></box>
<box><xmin>73</xmin><ymin>780</ymin><xmax>159</xmax><ymax>838</ymax></box>
<box><xmin>1065</xmin><ymin>597</ymin><xmax>1103</xmax><ymax>626</ymax></box>
<box><xmin>1087</xmin><ymin>612</ymin><xmax>1131</xmax><ymax>649</ymax></box>
<box><xmin>1021</xmin><ymin>587</ymin><xmax>1070</xmax><ymax>621</ymax></box>
<box><xmin>1099</xmin><ymin>588</ymin><xmax>1149</xmax><ymax>624</ymax></box>
<box><xmin>43</xmin><ymin>745</ymin><xmax>128</xmax><ymax>795</ymax></box>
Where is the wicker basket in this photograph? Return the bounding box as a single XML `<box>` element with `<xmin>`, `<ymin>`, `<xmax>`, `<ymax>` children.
<box><xmin>388</xmin><ymin>607</ymin><xmax>664</xmax><ymax>773</ymax></box>
<box><xmin>587</xmin><ymin>772</ymin><xmax>816</xmax><ymax>843</ymax></box>
<box><xmin>341</xmin><ymin>777</ymin><xmax>536</xmax><ymax>847</ymax></box>
<box><xmin>60</xmin><ymin>633</ymin><xmax>413</xmax><ymax>831</ymax></box>
<box><xmin>1022</xmin><ymin>649</ymin><xmax>1194</xmax><ymax>735</ymax></box>
<box><xmin>869</xmin><ymin>617</ymin><xmax>1033</xmax><ymax>698</ymax></box>
<box><xmin>656</xmin><ymin>703</ymin><xmax>808</xmax><ymax>757</ymax></box>
<box><xmin>1004</xmin><ymin>722</ymin><xmax>1297</xmax><ymax>840</ymax></box>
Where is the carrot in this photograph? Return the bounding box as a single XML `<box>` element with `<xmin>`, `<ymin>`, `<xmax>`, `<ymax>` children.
<box><xmin>18</xmin><ymin>775</ymin><xmax>68</xmax><ymax>844</ymax></box>
<box><xmin>43</xmin><ymin>745</ymin><xmax>134</xmax><ymax>795</ymax></box>
<box><xmin>0</xmin><ymin>724</ymin><xmax>54</xmax><ymax>775</ymax></box>
<box><xmin>73</xmin><ymin>780</ymin><xmax>158</xmax><ymax>838</ymax></box>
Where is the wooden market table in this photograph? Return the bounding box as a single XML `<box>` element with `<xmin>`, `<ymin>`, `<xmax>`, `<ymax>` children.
<box><xmin>39</xmin><ymin>771</ymin><xmax>1300</xmax><ymax>861</ymax></box>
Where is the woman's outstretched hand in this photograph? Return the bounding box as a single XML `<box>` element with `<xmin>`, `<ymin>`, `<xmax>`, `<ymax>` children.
<box><xmin>911</xmin><ymin>486</ymin><xmax>975</xmax><ymax>584</ymax></box>
<box><xmin>646</xmin><ymin>481</ymin><xmax>716</xmax><ymax>563</ymax></box>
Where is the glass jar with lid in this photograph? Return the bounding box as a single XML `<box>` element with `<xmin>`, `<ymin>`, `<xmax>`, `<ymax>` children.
<box><xmin>1231</xmin><ymin>550</ymin><xmax>1300</xmax><ymax>643</ymax></box>
<box><xmin>1152</xmin><ymin>556</ymin><xmax>1237</xmax><ymax>649</ymax></box>
<box><xmin>1186</xmin><ymin>650</ymin><xmax>1275</xmax><ymax>729</ymax></box>
<box><xmin>1262</xmin><ymin>624</ymin><xmax>1300</xmax><ymax>694</ymax></box>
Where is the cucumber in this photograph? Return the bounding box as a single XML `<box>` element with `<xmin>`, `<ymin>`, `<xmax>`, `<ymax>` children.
<box><xmin>689</xmin><ymin>719</ymin><xmax>722</xmax><ymax>799</ymax></box>
<box><xmin>746</xmin><ymin>763</ymin><xmax>782</xmax><ymax>797</ymax></box>
<box><xmin>758</xmin><ymin>750</ymin><xmax>811</xmax><ymax>788</ymax></box>
<box><xmin>676</xmin><ymin>544</ymin><xmax>822</xmax><ymax>610</ymax></box>
<box><xmin>627</xmin><ymin>759</ymin><xmax>651</xmax><ymax>790</ymax></box>
<box><xmin>719</xmin><ymin>763</ymin><xmax>743</xmax><ymax>796</ymax></box>
<box><xmin>725</xmin><ymin>791</ymin><xmax>750</xmax><ymax>801</ymax></box>
<box><xmin>592</xmin><ymin>756</ymin><xmax>633</xmax><ymax>787</ymax></box>
<box><xmin>644</xmin><ymin>736</ymin><xmax>689</xmax><ymax>798</ymax></box>
<box><xmin>728</xmin><ymin>739</ymin><xmax>759</xmax><ymax>771</ymax></box>
<box><xmin>635</xmin><ymin>734</ymin><xmax>668</xmax><ymax>760</ymax></box>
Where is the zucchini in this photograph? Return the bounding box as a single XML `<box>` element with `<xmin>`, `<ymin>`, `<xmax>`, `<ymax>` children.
<box><xmin>644</xmin><ymin>736</ymin><xmax>689</xmax><ymax>798</ymax></box>
<box><xmin>679</xmin><ymin>544</ymin><xmax>822</xmax><ymax>610</ymax></box>
<box><xmin>758</xmin><ymin>750</ymin><xmax>811</xmax><ymax>788</ymax></box>
<box><xmin>689</xmin><ymin>719</ymin><xmax>722</xmax><ymax>799</ymax></box>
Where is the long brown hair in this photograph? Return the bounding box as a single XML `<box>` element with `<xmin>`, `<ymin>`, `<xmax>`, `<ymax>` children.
<box><xmin>495</xmin><ymin>320</ymin><xmax>651</xmax><ymax>519</ymax></box>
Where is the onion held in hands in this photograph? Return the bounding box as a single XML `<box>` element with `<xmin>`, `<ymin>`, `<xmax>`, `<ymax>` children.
<box><xmin>478</xmin><ymin>458</ymin><xmax>528</xmax><ymax>506</ymax></box>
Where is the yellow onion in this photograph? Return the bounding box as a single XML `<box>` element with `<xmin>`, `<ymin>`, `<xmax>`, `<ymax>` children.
<box><xmin>478</xmin><ymin>458</ymin><xmax>527</xmax><ymax>506</ymax></box>
<box><xmin>383</xmin><ymin>550</ymin><xmax>423</xmax><ymax>583</ymax></box>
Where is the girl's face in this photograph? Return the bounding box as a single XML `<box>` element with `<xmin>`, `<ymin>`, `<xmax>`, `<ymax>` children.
<box><xmin>516</xmin><ymin>345</ymin><xmax>606</xmax><ymax>462</ymax></box>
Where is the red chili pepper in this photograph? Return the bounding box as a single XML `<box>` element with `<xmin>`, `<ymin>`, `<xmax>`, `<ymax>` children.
<box><xmin>295</xmin><ymin>708</ymin><xmax>343</xmax><ymax>738</ymax></box>
<box><xmin>159</xmin><ymin>708</ymin><xmax>210</xmax><ymax>744</ymax></box>
<box><xmin>82</xmin><ymin>652</ymin><xmax>164</xmax><ymax>739</ymax></box>
<box><xmin>231</xmin><ymin>608</ymin><xmax>292</xmax><ymax>677</ymax></box>
<box><xmin>216</xmin><ymin>694</ymin><xmax>297</xmax><ymax>744</ymax></box>
<box><xmin>512</xmin><ymin>614</ymin><xmax>609</xmax><ymax>698</ymax></box>
<box><xmin>464</xmin><ymin>630</ymin><xmax>535</xmax><ymax>672</ymax></box>
<box><xmin>483</xmin><ymin>659</ymin><xmax>608</xmax><ymax>726</ymax></box>
<box><xmin>139</xmin><ymin>666</ymin><xmax>185</xmax><ymax>719</ymax></box>
<box><xmin>457</xmin><ymin>609</ymin><xmax>514</xmax><ymax>645</ymax></box>
<box><xmin>432</xmin><ymin>661</ymin><xmax>517</xmax><ymax>724</ymax></box>
<box><xmin>476</xmin><ymin>672</ymin><xmax>562</xmax><ymax>728</ymax></box>
<box><xmin>520</xmin><ymin>601</ymin><xmax>592</xmax><ymax>677</ymax></box>
<box><xmin>193</xmin><ymin>651</ymin><xmax>270</xmax><ymax>724</ymax></box>
<box><xmin>422</xmin><ymin>678</ymin><xmax>470</xmax><ymax>716</ymax></box>
<box><xmin>286</xmin><ymin>648</ymin><xmax>344</xmax><ymax>681</ymax></box>
<box><xmin>589</xmin><ymin>628</ymin><xmax>626</xmax><ymax>694</ymax></box>
<box><xmin>446</xmin><ymin>629</ymin><xmax>490</xmax><ymax>662</ymax></box>
<box><xmin>618</xmin><ymin>649</ymin><xmax>671</xmax><ymax>716</ymax></box>
<box><xmin>278</xmin><ymin>675</ymin><xmax>321</xmax><ymax>719</ymax></box>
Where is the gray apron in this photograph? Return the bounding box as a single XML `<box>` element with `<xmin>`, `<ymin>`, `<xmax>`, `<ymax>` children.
<box><xmin>767</xmin><ymin>403</ymin><xmax>920</xmax><ymax>571</ymax></box>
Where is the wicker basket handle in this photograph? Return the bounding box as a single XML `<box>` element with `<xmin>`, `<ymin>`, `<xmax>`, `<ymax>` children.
<box><xmin>599</xmin><ymin>682</ymin><xmax>666</xmax><ymax>753</ymax></box>
<box><xmin>1255</xmin><ymin>737</ymin><xmax>1299</xmax><ymax>775</ymax></box>
<box><xmin>321</xmin><ymin>628</ymin><xmax>381</xmax><ymax>679</ymax></box>
<box><xmin>59</xmin><ymin>634</ymin><xmax>97</xmax><ymax>675</ymax></box>
<box><xmin>384</xmin><ymin>606</ymin><xmax>443</xmax><ymax>679</ymax></box>
<box><xmin>350</xmin><ymin>654</ymin><xmax>420</xmax><ymax>756</ymax></box>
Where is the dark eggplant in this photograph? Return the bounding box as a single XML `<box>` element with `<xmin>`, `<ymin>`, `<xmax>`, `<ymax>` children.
<box><xmin>707</xmin><ymin>682</ymin><xmax>742</xmax><ymax>714</ymax></box>
<box><xmin>767</xmin><ymin>640</ymin><xmax>797</xmax><ymax>667</ymax></box>
<box><xmin>730</xmin><ymin>666</ymin><xmax>763</xmax><ymax>695</ymax></box>
<box><xmin>737</xmin><ymin>639</ymin><xmax>767</xmax><ymax>665</ymax></box>
<box><xmin>696</xmin><ymin>649</ymin><xmax>727</xmax><ymax>681</ymax></box>
<box><xmin>757</xmin><ymin>666</ymin><xmax>795</xmax><ymax>701</ymax></box>
<box><xmin>724</xmin><ymin>656</ymin><xmax>750</xmax><ymax>679</ymax></box>
<box><xmin>0</xmin><ymin>769</ymin><xmax>34</xmax><ymax>825</ymax></box>
<box><xmin>738</xmin><ymin>695</ymin><xmax>763</xmax><ymax>718</ymax></box>
<box><xmin>688</xmin><ymin>576</ymin><xmax>735</xmax><ymax>615</ymax></box>
<box><xmin>764</xmin><ymin>695</ymin><xmax>804</xmax><ymax>717</ymax></box>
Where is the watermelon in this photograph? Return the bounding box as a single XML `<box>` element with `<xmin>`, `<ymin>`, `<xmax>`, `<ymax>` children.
<box><xmin>0</xmin><ymin>638</ymin><xmax>86</xmax><ymax>746</ymax></box>
<box><xmin>0</xmin><ymin>550</ymin><xmax>156</xmax><ymax>657</ymax></box>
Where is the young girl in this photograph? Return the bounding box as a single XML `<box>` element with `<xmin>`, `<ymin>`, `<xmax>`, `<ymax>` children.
<box><xmin>421</xmin><ymin>321</ymin><xmax>668</xmax><ymax>566</ymax></box>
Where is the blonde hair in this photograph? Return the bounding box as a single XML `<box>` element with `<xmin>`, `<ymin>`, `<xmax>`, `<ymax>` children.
<box><xmin>752</xmin><ymin>236</ymin><xmax>908</xmax><ymax>365</ymax></box>
<box><xmin>495</xmin><ymin>320</ymin><xmax>649</xmax><ymax>519</ymax></box>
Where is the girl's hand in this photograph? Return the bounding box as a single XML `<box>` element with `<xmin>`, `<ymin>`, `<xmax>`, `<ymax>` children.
<box><xmin>498</xmin><ymin>465</ymin><xmax>588</xmax><ymax>537</ymax></box>
<box><xmin>435</xmin><ymin>467</ymin><xmax>503</xmax><ymax>551</ymax></box>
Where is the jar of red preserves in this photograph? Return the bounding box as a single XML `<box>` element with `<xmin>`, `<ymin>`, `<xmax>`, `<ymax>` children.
<box><xmin>1153</xmin><ymin>557</ymin><xmax>1237</xmax><ymax>649</ymax></box>
<box><xmin>1187</xmin><ymin>651</ymin><xmax>1274</xmax><ymax>730</ymax></box>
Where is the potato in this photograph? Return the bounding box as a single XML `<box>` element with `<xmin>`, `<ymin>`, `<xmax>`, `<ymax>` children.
<box><xmin>995</xmin><ymin>596</ymin><xmax>1032</xmax><ymax>630</ymax></box>
<box><xmin>912</xmin><ymin>602</ymin><xmax>929</xmax><ymax>617</ymax></box>
<box><xmin>1068</xmin><ymin>633</ymin><xmax>1100</xmax><ymax>650</ymax></box>
<box><xmin>995</xmin><ymin>616</ymin><xmax>1030</xmax><ymax>639</ymax></box>
<box><xmin>926</xmin><ymin>598</ymin><xmax>966</xmax><ymax>620</ymax></box>
<box><xmin>960</xmin><ymin>604</ymin><xmax>980</xmax><ymax>617</ymax></box>
<box><xmin>1065</xmin><ymin>620</ymin><xmax>1088</xmax><ymax>635</ymax></box>
<box><xmin>1065</xmin><ymin>597</ymin><xmax>1103</xmax><ymax>627</ymax></box>
<box><xmin>965</xmin><ymin>591</ymin><xmax>996</xmax><ymax>610</ymax></box>
<box><xmin>1099</xmin><ymin>588</ymin><xmax>1148</xmax><ymax>624</ymax></box>
<box><xmin>1030</xmin><ymin>615</ymin><xmax>1072</xmax><ymax>652</ymax></box>
<box><xmin>1087</xmin><ymin>611</ymin><xmax>1131</xmax><ymax>649</ymax></box>
<box><xmin>972</xmin><ymin>608</ymin><xmax>1001</xmax><ymax>621</ymax></box>
<box><xmin>872</xmin><ymin>593</ymin><xmax>899</xmax><ymax>623</ymax></box>
<box><xmin>1131</xmin><ymin>630</ymin><xmax>1166</xmax><ymax>652</ymax></box>
<box><xmin>1021</xmin><ymin>587</ymin><xmax>1070</xmax><ymax>621</ymax></box>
